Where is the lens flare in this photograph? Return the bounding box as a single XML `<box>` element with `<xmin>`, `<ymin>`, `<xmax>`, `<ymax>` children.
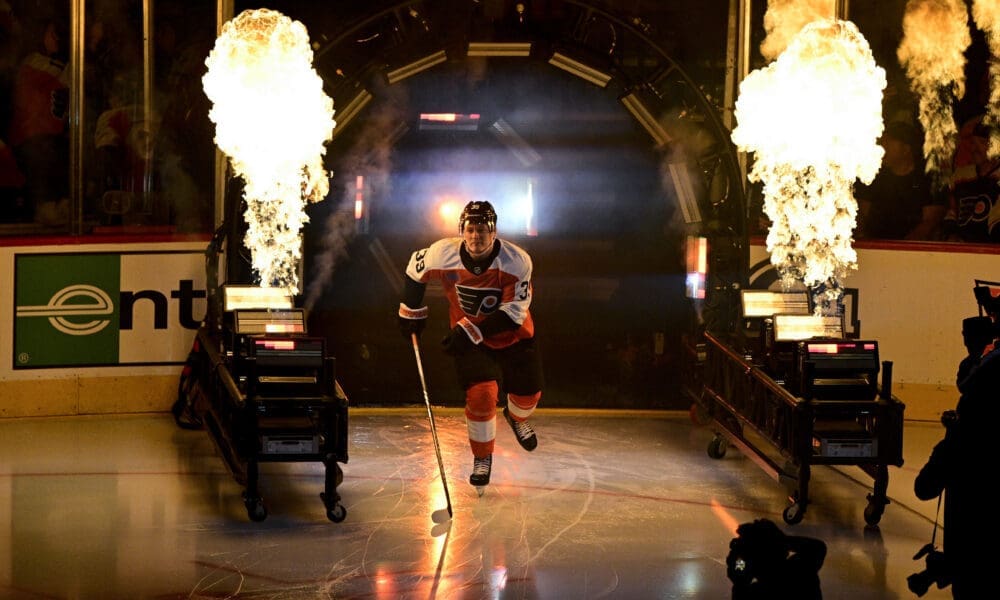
<box><xmin>897</xmin><ymin>0</ymin><xmax>970</xmax><ymax>187</ymax></box>
<box><xmin>732</xmin><ymin>19</ymin><xmax>885</xmax><ymax>312</ymax></box>
<box><xmin>203</xmin><ymin>8</ymin><xmax>335</xmax><ymax>292</ymax></box>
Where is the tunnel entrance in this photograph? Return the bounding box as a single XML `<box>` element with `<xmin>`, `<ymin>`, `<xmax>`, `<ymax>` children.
<box><xmin>245</xmin><ymin>1</ymin><xmax>747</xmax><ymax>408</ymax></box>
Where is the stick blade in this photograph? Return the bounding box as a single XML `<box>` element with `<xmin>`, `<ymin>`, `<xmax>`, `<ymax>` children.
<box><xmin>431</xmin><ymin>507</ymin><xmax>452</xmax><ymax>524</ymax></box>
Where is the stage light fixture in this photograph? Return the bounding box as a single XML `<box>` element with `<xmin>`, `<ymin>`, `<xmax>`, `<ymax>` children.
<box><xmin>386</xmin><ymin>50</ymin><xmax>447</xmax><ymax>84</ymax></box>
<box><xmin>620</xmin><ymin>92</ymin><xmax>671</xmax><ymax>147</ymax></box>
<box><xmin>467</xmin><ymin>42</ymin><xmax>532</xmax><ymax>57</ymax></box>
<box><xmin>548</xmin><ymin>52</ymin><xmax>611</xmax><ymax>87</ymax></box>
<box><xmin>223</xmin><ymin>285</ymin><xmax>294</xmax><ymax>311</ymax></box>
<box><xmin>331</xmin><ymin>88</ymin><xmax>373</xmax><ymax>139</ymax></box>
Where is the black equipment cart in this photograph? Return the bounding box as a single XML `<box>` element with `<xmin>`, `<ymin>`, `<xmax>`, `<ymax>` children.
<box><xmin>688</xmin><ymin>292</ymin><xmax>905</xmax><ymax>527</ymax></box>
<box><xmin>175</xmin><ymin>224</ymin><xmax>349</xmax><ymax>523</ymax></box>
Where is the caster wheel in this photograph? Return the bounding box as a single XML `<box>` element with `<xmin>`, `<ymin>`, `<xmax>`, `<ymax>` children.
<box><xmin>783</xmin><ymin>502</ymin><xmax>804</xmax><ymax>525</ymax></box>
<box><xmin>326</xmin><ymin>503</ymin><xmax>347</xmax><ymax>523</ymax></box>
<box><xmin>245</xmin><ymin>496</ymin><xmax>267</xmax><ymax>522</ymax></box>
<box><xmin>707</xmin><ymin>436</ymin><xmax>728</xmax><ymax>459</ymax></box>
<box><xmin>864</xmin><ymin>502</ymin><xmax>884</xmax><ymax>526</ymax></box>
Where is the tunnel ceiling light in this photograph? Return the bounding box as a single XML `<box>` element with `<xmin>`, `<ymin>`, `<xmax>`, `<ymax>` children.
<box><xmin>668</xmin><ymin>162</ymin><xmax>701</xmax><ymax>224</ymax></box>
<box><xmin>547</xmin><ymin>52</ymin><xmax>611</xmax><ymax>88</ymax></box>
<box><xmin>386</xmin><ymin>50</ymin><xmax>447</xmax><ymax>84</ymax></box>
<box><xmin>467</xmin><ymin>42</ymin><xmax>532</xmax><ymax>57</ymax></box>
<box><xmin>620</xmin><ymin>92</ymin><xmax>671</xmax><ymax>147</ymax></box>
<box><xmin>331</xmin><ymin>88</ymin><xmax>373</xmax><ymax>139</ymax></box>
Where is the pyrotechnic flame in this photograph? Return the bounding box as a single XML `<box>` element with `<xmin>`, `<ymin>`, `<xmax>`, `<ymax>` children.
<box><xmin>973</xmin><ymin>0</ymin><xmax>1000</xmax><ymax>156</ymax></box>
<box><xmin>732</xmin><ymin>19</ymin><xmax>885</xmax><ymax>312</ymax></box>
<box><xmin>760</xmin><ymin>0</ymin><xmax>836</xmax><ymax>62</ymax></box>
<box><xmin>203</xmin><ymin>8</ymin><xmax>336</xmax><ymax>293</ymax></box>
<box><xmin>897</xmin><ymin>0</ymin><xmax>970</xmax><ymax>186</ymax></box>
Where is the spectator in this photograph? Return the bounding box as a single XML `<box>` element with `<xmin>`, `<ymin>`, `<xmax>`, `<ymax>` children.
<box><xmin>943</xmin><ymin>114</ymin><xmax>1000</xmax><ymax>243</ymax></box>
<box><xmin>7</xmin><ymin>14</ymin><xmax>70</xmax><ymax>225</ymax></box>
<box><xmin>93</xmin><ymin>72</ymin><xmax>157</xmax><ymax>224</ymax></box>
<box><xmin>855</xmin><ymin>120</ymin><xmax>946</xmax><ymax>241</ymax></box>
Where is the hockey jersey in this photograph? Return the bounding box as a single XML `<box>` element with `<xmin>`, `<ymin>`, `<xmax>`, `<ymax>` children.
<box><xmin>404</xmin><ymin>237</ymin><xmax>535</xmax><ymax>350</ymax></box>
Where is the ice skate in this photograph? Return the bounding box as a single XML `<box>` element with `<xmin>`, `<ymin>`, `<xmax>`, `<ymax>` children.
<box><xmin>504</xmin><ymin>406</ymin><xmax>537</xmax><ymax>451</ymax></box>
<box><xmin>470</xmin><ymin>454</ymin><xmax>492</xmax><ymax>496</ymax></box>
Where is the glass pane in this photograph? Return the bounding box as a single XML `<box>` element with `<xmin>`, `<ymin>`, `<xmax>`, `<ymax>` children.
<box><xmin>86</xmin><ymin>0</ymin><xmax>216</xmax><ymax>234</ymax></box>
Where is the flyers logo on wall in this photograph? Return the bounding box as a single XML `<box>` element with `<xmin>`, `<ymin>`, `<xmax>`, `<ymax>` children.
<box><xmin>14</xmin><ymin>252</ymin><xmax>206</xmax><ymax>368</ymax></box>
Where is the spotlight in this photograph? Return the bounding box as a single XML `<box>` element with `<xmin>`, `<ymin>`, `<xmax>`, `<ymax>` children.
<box><xmin>548</xmin><ymin>51</ymin><xmax>611</xmax><ymax>87</ymax></box>
<box><xmin>620</xmin><ymin>91</ymin><xmax>671</xmax><ymax>147</ymax></box>
<box><xmin>467</xmin><ymin>42</ymin><xmax>532</xmax><ymax>57</ymax></box>
<box><xmin>331</xmin><ymin>88</ymin><xmax>373</xmax><ymax>139</ymax></box>
<box><xmin>386</xmin><ymin>50</ymin><xmax>447</xmax><ymax>84</ymax></box>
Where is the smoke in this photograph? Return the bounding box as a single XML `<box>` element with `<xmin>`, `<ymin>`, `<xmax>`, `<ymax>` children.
<box><xmin>760</xmin><ymin>0</ymin><xmax>837</xmax><ymax>62</ymax></box>
<box><xmin>203</xmin><ymin>9</ymin><xmax>335</xmax><ymax>293</ymax></box>
<box><xmin>897</xmin><ymin>0</ymin><xmax>970</xmax><ymax>187</ymax></box>
<box><xmin>732</xmin><ymin>19</ymin><xmax>885</xmax><ymax>311</ymax></box>
<box><xmin>303</xmin><ymin>83</ymin><xmax>408</xmax><ymax>311</ymax></box>
<box><xmin>973</xmin><ymin>0</ymin><xmax>1000</xmax><ymax>156</ymax></box>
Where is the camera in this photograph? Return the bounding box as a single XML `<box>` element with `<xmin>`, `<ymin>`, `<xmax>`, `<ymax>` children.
<box><xmin>907</xmin><ymin>543</ymin><xmax>951</xmax><ymax>597</ymax></box>
<box><xmin>726</xmin><ymin>540</ymin><xmax>755</xmax><ymax>586</ymax></box>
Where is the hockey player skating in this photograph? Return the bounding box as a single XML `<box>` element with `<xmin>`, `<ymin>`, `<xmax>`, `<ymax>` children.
<box><xmin>398</xmin><ymin>200</ymin><xmax>543</xmax><ymax>493</ymax></box>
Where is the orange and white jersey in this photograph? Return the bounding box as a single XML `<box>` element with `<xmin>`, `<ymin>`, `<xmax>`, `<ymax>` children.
<box><xmin>405</xmin><ymin>237</ymin><xmax>534</xmax><ymax>350</ymax></box>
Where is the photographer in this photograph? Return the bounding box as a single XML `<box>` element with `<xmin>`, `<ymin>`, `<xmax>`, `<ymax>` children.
<box><xmin>726</xmin><ymin>518</ymin><xmax>826</xmax><ymax>599</ymax></box>
<box><xmin>913</xmin><ymin>313</ymin><xmax>999</xmax><ymax>598</ymax></box>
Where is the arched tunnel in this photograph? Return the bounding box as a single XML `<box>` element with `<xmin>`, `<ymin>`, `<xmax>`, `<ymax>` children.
<box><xmin>228</xmin><ymin>1</ymin><xmax>748</xmax><ymax>409</ymax></box>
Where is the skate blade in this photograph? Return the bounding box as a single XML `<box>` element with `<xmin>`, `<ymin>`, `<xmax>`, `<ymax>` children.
<box><xmin>475</xmin><ymin>485</ymin><xmax>486</xmax><ymax>497</ymax></box>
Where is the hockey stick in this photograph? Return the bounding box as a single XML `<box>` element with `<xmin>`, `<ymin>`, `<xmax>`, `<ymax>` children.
<box><xmin>411</xmin><ymin>333</ymin><xmax>453</xmax><ymax>523</ymax></box>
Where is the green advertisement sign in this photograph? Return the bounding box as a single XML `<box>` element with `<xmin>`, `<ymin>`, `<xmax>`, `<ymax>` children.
<box><xmin>13</xmin><ymin>252</ymin><xmax>205</xmax><ymax>369</ymax></box>
<box><xmin>15</xmin><ymin>254</ymin><xmax>121</xmax><ymax>367</ymax></box>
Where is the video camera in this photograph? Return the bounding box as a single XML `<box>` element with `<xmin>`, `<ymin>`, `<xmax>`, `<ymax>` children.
<box><xmin>726</xmin><ymin>518</ymin><xmax>825</xmax><ymax>597</ymax></box>
<box><xmin>907</xmin><ymin>542</ymin><xmax>951</xmax><ymax>596</ymax></box>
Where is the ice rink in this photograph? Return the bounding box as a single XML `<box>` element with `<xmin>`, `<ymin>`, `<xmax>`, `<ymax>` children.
<box><xmin>0</xmin><ymin>408</ymin><xmax>952</xmax><ymax>599</ymax></box>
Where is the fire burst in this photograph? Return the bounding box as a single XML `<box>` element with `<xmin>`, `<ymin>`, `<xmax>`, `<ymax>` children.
<box><xmin>897</xmin><ymin>0</ymin><xmax>969</xmax><ymax>187</ymax></box>
<box><xmin>203</xmin><ymin>8</ymin><xmax>335</xmax><ymax>293</ymax></box>
<box><xmin>732</xmin><ymin>19</ymin><xmax>885</xmax><ymax>313</ymax></box>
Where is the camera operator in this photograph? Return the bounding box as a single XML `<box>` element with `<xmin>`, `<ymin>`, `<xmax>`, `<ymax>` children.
<box><xmin>913</xmin><ymin>311</ymin><xmax>1000</xmax><ymax>598</ymax></box>
<box><xmin>726</xmin><ymin>518</ymin><xmax>826</xmax><ymax>599</ymax></box>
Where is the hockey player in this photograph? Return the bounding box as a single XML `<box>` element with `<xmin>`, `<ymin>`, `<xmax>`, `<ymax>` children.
<box><xmin>398</xmin><ymin>200</ymin><xmax>543</xmax><ymax>489</ymax></box>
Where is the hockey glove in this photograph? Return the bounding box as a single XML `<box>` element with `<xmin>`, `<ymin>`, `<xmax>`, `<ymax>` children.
<box><xmin>441</xmin><ymin>318</ymin><xmax>483</xmax><ymax>356</ymax></box>
<box><xmin>398</xmin><ymin>303</ymin><xmax>428</xmax><ymax>339</ymax></box>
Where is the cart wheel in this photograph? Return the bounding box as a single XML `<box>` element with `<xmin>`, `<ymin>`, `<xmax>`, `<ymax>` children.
<box><xmin>707</xmin><ymin>435</ymin><xmax>728</xmax><ymax>459</ymax></box>
<box><xmin>783</xmin><ymin>502</ymin><xmax>804</xmax><ymax>525</ymax></box>
<box><xmin>244</xmin><ymin>495</ymin><xmax>267</xmax><ymax>522</ymax></box>
<box><xmin>863</xmin><ymin>501</ymin><xmax>884</xmax><ymax>527</ymax></box>
<box><xmin>326</xmin><ymin>503</ymin><xmax>347</xmax><ymax>523</ymax></box>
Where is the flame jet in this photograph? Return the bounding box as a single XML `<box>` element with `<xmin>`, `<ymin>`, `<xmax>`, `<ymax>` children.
<box><xmin>973</xmin><ymin>0</ymin><xmax>1000</xmax><ymax>157</ymax></box>
<box><xmin>732</xmin><ymin>19</ymin><xmax>885</xmax><ymax>313</ymax></box>
<box><xmin>897</xmin><ymin>0</ymin><xmax>970</xmax><ymax>187</ymax></box>
<box><xmin>760</xmin><ymin>0</ymin><xmax>836</xmax><ymax>61</ymax></box>
<box><xmin>203</xmin><ymin>8</ymin><xmax>336</xmax><ymax>293</ymax></box>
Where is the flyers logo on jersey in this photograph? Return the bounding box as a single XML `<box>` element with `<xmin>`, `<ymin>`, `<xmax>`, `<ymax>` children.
<box><xmin>456</xmin><ymin>285</ymin><xmax>501</xmax><ymax>316</ymax></box>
